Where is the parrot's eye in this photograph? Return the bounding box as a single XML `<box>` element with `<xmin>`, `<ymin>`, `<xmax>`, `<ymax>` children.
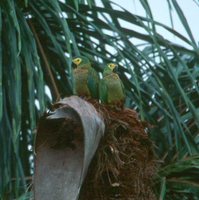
<box><xmin>108</xmin><ymin>63</ymin><xmax>117</xmax><ymax>70</ymax></box>
<box><xmin>72</xmin><ymin>58</ymin><xmax>82</xmax><ymax>65</ymax></box>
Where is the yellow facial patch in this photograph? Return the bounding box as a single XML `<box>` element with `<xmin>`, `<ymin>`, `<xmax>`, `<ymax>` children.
<box><xmin>72</xmin><ymin>57</ymin><xmax>82</xmax><ymax>66</ymax></box>
<box><xmin>108</xmin><ymin>63</ymin><xmax>117</xmax><ymax>71</ymax></box>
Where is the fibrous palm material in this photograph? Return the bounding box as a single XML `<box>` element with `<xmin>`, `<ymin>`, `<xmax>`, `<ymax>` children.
<box><xmin>79</xmin><ymin>100</ymin><xmax>157</xmax><ymax>200</ymax></box>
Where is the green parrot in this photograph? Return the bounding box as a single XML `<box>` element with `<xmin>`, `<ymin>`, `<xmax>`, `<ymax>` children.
<box><xmin>72</xmin><ymin>56</ymin><xmax>99</xmax><ymax>98</ymax></box>
<box><xmin>99</xmin><ymin>63</ymin><xmax>125</xmax><ymax>106</ymax></box>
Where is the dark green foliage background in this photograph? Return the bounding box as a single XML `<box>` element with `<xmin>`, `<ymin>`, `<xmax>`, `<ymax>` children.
<box><xmin>0</xmin><ymin>0</ymin><xmax>199</xmax><ymax>199</ymax></box>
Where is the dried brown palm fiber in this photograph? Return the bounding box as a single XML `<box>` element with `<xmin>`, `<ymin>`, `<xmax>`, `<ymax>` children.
<box><xmin>79</xmin><ymin>99</ymin><xmax>157</xmax><ymax>200</ymax></box>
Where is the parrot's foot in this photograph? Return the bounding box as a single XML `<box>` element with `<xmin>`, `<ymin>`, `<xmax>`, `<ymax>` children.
<box><xmin>80</xmin><ymin>96</ymin><xmax>92</xmax><ymax>101</ymax></box>
<box><xmin>106</xmin><ymin>100</ymin><xmax>124</xmax><ymax>111</ymax></box>
<box><xmin>115</xmin><ymin>106</ymin><xmax>123</xmax><ymax>111</ymax></box>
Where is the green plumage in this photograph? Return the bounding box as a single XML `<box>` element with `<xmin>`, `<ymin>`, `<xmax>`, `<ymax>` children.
<box><xmin>99</xmin><ymin>63</ymin><xmax>125</xmax><ymax>105</ymax></box>
<box><xmin>72</xmin><ymin>56</ymin><xmax>99</xmax><ymax>98</ymax></box>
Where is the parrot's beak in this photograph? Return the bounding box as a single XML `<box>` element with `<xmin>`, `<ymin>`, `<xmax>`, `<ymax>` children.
<box><xmin>113</xmin><ymin>65</ymin><xmax>119</xmax><ymax>73</ymax></box>
<box><xmin>72</xmin><ymin>57</ymin><xmax>82</xmax><ymax>67</ymax></box>
<box><xmin>72</xmin><ymin>60</ymin><xmax>78</xmax><ymax>65</ymax></box>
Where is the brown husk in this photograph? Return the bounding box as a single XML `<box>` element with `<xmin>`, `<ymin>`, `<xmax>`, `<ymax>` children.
<box><xmin>79</xmin><ymin>99</ymin><xmax>157</xmax><ymax>200</ymax></box>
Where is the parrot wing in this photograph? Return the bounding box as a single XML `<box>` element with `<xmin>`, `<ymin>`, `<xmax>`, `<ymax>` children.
<box><xmin>120</xmin><ymin>78</ymin><xmax>126</xmax><ymax>95</ymax></box>
<box><xmin>88</xmin><ymin>67</ymin><xmax>99</xmax><ymax>99</ymax></box>
<box><xmin>99</xmin><ymin>78</ymin><xmax>108</xmax><ymax>103</ymax></box>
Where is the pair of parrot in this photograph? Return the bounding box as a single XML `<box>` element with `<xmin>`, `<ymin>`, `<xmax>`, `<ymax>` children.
<box><xmin>72</xmin><ymin>56</ymin><xmax>125</xmax><ymax>106</ymax></box>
